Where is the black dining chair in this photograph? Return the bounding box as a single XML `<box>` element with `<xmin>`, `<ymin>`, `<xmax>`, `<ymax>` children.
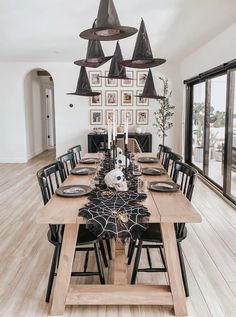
<box><xmin>157</xmin><ymin>144</ymin><xmax>172</xmax><ymax>164</ymax></box>
<box><xmin>163</xmin><ymin>151</ymin><xmax>183</xmax><ymax>177</ymax></box>
<box><xmin>57</xmin><ymin>152</ymin><xmax>76</xmax><ymax>176</ymax></box>
<box><xmin>68</xmin><ymin>145</ymin><xmax>82</xmax><ymax>164</ymax></box>
<box><xmin>37</xmin><ymin>161</ymin><xmax>108</xmax><ymax>302</ymax></box>
<box><xmin>128</xmin><ymin>162</ymin><xmax>198</xmax><ymax>297</ymax></box>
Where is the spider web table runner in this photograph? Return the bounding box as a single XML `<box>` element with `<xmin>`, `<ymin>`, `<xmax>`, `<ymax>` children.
<box><xmin>79</xmin><ymin>153</ymin><xmax>150</xmax><ymax>240</ymax></box>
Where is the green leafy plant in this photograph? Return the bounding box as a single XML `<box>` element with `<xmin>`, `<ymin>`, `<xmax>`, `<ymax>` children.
<box><xmin>153</xmin><ymin>77</ymin><xmax>175</xmax><ymax>145</ymax></box>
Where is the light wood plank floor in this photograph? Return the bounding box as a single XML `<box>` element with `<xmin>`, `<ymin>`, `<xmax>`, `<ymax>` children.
<box><xmin>0</xmin><ymin>150</ymin><xmax>236</xmax><ymax>317</ymax></box>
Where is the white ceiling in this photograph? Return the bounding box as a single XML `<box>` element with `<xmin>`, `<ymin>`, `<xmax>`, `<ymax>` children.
<box><xmin>0</xmin><ymin>0</ymin><xmax>236</xmax><ymax>63</ymax></box>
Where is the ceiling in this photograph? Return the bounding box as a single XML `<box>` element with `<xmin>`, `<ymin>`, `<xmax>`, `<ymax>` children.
<box><xmin>0</xmin><ymin>0</ymin><xmax>235</xmax><ymax>62</ymax></box>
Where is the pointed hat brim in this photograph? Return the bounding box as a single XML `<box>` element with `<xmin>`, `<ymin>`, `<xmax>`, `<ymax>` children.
<box><xmin>134</xmin><ymin>93</ymin><xmax>165</xmax><ymax>100</ymax></box>
<box><xmin>74</xmin><ymin>56</ymin><xmax>113</xmax><ymax>68</ymax></box>
<box><xmin>80</xmin><ymin>26</ymin><xmax>137</xmax><ymax>41</ymax></box>
<box><xmin>120</xmin><ymin>58</ymin><xmax>166</xmax><ymax>69</ymax></box>
<box><xmin>100</xmin><ymin>74</ymin><xmax>134</xmax><ymax>80</ymax></box>
<box><xmin>67</xmin><ymin>91</ymin><xmax>101</xmax><ymax>97</ymax></box>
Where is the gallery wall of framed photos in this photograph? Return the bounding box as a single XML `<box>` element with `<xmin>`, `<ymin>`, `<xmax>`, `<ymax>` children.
<box><xmin>89</xmin><ymin>69</ymin><xmax>149</xmax><ymax>127</ymax></box>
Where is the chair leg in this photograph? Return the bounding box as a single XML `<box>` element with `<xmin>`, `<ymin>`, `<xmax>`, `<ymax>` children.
<box><xmin>131</xmin><ymin>240</ymin><xmax>143</xmax><ymax>284</ymax></box>
<box><xmin>128</xmin><ymin>240</ymin><xmax>137</xmax><ymax>265</ymax></box>
<box><xmin>177</xmin><ymin>242</ymin><xmax>189</xmax><ymax>297</ymax></box>
<box><xmin>45</xmin><ymin>245</ymin><xmax>60</xmax><ymax>303</ymax></box>
<box><xmin>94</xmin><ymin>242</ymin><xmax>105</xmax><ymax>284</ymax></box>
<box><xmin>105</xmin><ymin>239</ymin><xmax>112</xmax><ymax>260</ymax></box>
<box><xmin>99</xmin><ymin>240</ymin><xmax>108</xmax><ymax>268</ymax></box>
<box><xmin>127</xmin><ymin>240</ymin><xmax>132</xmax><ymax>258</ymax></box>
<box><xmin>146</xmin><ymin>246</ymin><xmax>152</xmax><ymax>269</ymax></box>
<box><xmin>159</xmin><ymin>246</ymin><xmax>166</xmax><ymax>269</ymax></box>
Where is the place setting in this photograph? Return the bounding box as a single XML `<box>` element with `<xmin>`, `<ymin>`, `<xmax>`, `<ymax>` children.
<box><xmin>148</xmin><ymin>181</ymin><xmax>180</xmax><ymax>192</ymax></box>
<box><xmin>141</xmin><ymin>167</ymin><xmax>166</xmax><ymax>175</ymax></box>
<box><xmin>71</xmin><ymin>167</ymin><xmax>97</xmax><ymax>175</ymax></box>
<box><xmin>79</xmin><ymin>158</ymin><xmax>100</xmax><ymax>164</ymax></box>
<box><xmin>137</xmin><ymin>156</ymin><xmax>159</xmax><ymax>163</ymax></box>
<box><xmin>55</xmin><ymin>184</ymin><xmax>92</xmax><ymax>197</ymax></box>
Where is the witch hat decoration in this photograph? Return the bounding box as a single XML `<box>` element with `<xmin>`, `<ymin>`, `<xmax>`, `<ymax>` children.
<box><xmin>100</xmin><ymin>42</ymin><xmax>132</xmax><ymax>80</ymax></box>
<box><xmin>135</xmin><ymin>69</ymin><xmax>165</xmax><ymax>100</ymax></box>
<box><xmin>67</xmin><ymin>66</ymin><xmax>101</xmax><ymax>97</ymax></box>
<box><xmin>121</xmin><ymin>19</ymin><xmax>166</xmax><ymax>69</ymax></box>
<box><xmin>80</xmin><ymin>0</ymin><xmax>137</xmax><ymax>41</ymax></box>
<box><xmin>74</xmin><ymin>40</ymin><xmax>112</xmax><ymax>68</ymax></box>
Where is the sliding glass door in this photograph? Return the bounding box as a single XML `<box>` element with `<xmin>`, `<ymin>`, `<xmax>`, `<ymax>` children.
<box><xmin>206</xmin><ymin>75</ymin><xmax>227</xmax><ymax>187</ymax></box>
<box><xmin>185</xmin><ymin>62</ymin><xmax>236</xmax><ymax>204</ymax></box>
<box><xmin>192</xmin><ymin>82</ymin><xmax>205</xmax><ymax>171</ymax></box>
<box><xmin>227</xmin><ymin>69</ymin><xmax>236</xmax><ymax>199</ymax></box>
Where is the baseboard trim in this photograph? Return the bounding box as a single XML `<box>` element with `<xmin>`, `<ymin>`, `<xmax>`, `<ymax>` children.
<box><xmin>0</xmin><ymin>157</ymin><xmax>27</xmax><ymax>163</ymax></box>
<box><xmin>198</xmin><ymin>175</ymin><xmax>236</xmax><ymax>210</ymax></box>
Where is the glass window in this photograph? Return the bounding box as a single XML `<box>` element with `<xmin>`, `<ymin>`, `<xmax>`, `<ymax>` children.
<box><xmin>192</xmin><ymin>82</ymin><xmax>205</xmax><ymax>170</ymax></box>
<box><xmin>207</xmin><ymin>75</ymin><xmax>227</xmax><ymax>187</ymax></box>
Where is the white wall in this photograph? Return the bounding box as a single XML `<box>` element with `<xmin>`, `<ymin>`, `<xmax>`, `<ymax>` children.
<box><xmin>179</xmin><ymin>23</ymin><xmax>236</xmax><ymax>155</ymax></box>
<box><xmin>181</xmin><ymin>23</ymin><xmax>236</xmax><ymax>79</ymax></box>
<box><xmin>0</xmin><ymin>61</ymin><xmax>182</xmax><ymax>163</ymax></box>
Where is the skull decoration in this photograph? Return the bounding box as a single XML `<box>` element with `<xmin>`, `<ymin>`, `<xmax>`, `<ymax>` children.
<box><xmin>117</xmin><ymin>147</ymin><xmax>123</xmax><ymax>156</ymax></box>
<box><xmin>104</xmin><ymin>168</ymin><xmax>128</xmax><ymax>191</ymax></box>
<box><xmin>116</xmin><ymin>154</ymin><xmax>130</xmax><ymax>168</ymax></box>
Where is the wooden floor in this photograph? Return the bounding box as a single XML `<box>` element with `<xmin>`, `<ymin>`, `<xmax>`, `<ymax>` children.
<box><xmin>0</xmin><ymin>150</ymin><xmax>236</xmax><ymax>317</ymax></box>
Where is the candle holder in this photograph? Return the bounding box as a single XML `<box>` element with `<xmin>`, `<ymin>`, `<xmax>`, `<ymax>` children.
<box><xmin>106</xmin><ymin>147</ymin><xmax>112</xmax><ymax>171</ymax></box>
<box><xmin>112</xmin><ymin>139</ymin><xmax>116</xmax><ymax>168</ymax></box>
<box><xmin>124</xmin><ymin>134</ymin><xmax>128</xmax><ymax>179</ymax></box>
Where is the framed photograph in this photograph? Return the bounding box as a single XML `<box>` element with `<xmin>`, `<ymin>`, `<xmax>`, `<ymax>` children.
<box><xmin>90</xmin><ymin>91</ymin><xmax>102</xmax><ymax>106</ymax></box>
<box><xmin>121</xmin><ymin>110</ymin><xmax>133</xmax><ymax>125</ymax></box>
<box><xmin>105</xmin><ymin>71</ymin><xmax>118</xmax><ymax>87</ymax></box>
<box><xmin>89</xmin><ymin>71</ymin><xmax>102</xmax><ymax>87</ymax></box>
<box><xmin>121</xmin><ymin>71</ymin><xmax>133</xmax><ymax>87</ymax></box>
<box><xmin>105</xmin><ymin>91</ymin><xmax>118</xmax><ymax>106</ymax></box>
<box><xmin>90</xmin><ymin>110</ymin><xmax>103</xmax><ymax>125</ymax></box>
<box><xmin>105</xmin><ymin>110</ymin><xmax>118</xmax><ymax>124</ymax></box>
<box><xmin>137</xmin><ymin>70</ymin><xmax>148</xmax><ymax>87</ymax></box>
<box><xmin>136</xmin><ymin>109</ymin><xmax>149</xmax><ymax>125</ymax></box>
<box><xmin>136</xmin><ymin>90</ymin><xmax>149</xmax><ymax>106</ymax></box>
<box><xmin>121</xmin><ymin>90</ymin><xmax>133</xmax><ymax>106</ymax></box>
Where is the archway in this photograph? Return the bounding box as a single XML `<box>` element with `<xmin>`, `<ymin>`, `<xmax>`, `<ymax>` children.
<box><xmin>24</xmin><ymin>69</ymin><xmax>56</xmax><ymax>160</ymax></box>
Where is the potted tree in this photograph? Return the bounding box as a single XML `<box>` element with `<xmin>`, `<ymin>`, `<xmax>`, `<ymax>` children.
<box><xmin>153</xmin><ymin>77</ymin><xmax>175</xmax><ymax>145</ymax></box>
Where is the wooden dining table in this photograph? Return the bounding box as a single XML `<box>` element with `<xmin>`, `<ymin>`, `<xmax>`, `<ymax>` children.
<box><xmin>36</xmin><ymin>152</ymin><xmax>202</xmax><ymax>316</ymax></box>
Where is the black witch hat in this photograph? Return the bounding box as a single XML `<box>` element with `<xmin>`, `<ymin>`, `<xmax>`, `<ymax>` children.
<box><xmin>121</xmin><ymin>19</ymin><xmax>166</xmax><ymax>69</ymax></box>
<box><xmin>74</xmin><ymin>40</ymin><xmax>112</xmax><ymax>68</ymax></box>
<box><xmin>67</xmin><ymin>66</ymin><xmax>101</xmax><ymax>97</ymax></box>
<box><xmin>80</xmin><ymin>0</ymin><xmax>137</xmax><ymax>41</ymax></box>
<box><xmin>135</xmin><ymin>69</ymin><xmax>165</xmax><ymax>100</ymax></box>
<box><xmin>100</xmin><ymin>42</ymin><xmax>132</xmax><ymax>80</ymax></box>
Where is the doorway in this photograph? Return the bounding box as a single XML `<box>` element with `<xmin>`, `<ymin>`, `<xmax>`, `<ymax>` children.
<box><xmin>24</xmin><ymin>69</ymin><xmax>56</xmax><ymax>160</ymax></box>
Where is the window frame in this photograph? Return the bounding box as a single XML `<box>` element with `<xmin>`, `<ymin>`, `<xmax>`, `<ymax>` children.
<box><xmin>184</xmin><ymin>59</ymin><xmax>236</xmax><ymax>203</ymax></box>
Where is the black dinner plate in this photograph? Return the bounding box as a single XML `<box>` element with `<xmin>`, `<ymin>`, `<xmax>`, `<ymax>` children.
<box><xmin>71</xmin><ymin>167</ymin><xmax>97</xmax><ymax>175</ymax></box>
<box><xmin>55</xmin><ymin>185</ymin><xmax>92</xmax><ymax>197</ymax></box>
<box><xmin>142</xmin><ymin>167</ymin><xmax>166</xmax><ymax>175</ymax></box>
<box><xmin>148</xmin><ymin>181</ymin><xmax>180</xmax><ymax>192</ymax></box>
<box><xmin>138</xmin><ymin>157</ymin><xmax>159</xmax><ymax>163</ymax></box>
<box><xmin>80</xmin><ymin>158</ymin><xmax>100</xmax><ymax>164</ymax></box>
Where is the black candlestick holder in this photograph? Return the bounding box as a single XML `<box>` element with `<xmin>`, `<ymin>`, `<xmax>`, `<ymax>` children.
<box><xmin>106</xmin><ymin>147</ymin><xmax>112</xmax><ymax>170</ymax></box>
<box><xmin>124</xmin><ymin>137</ymin><xmax>129</xmax><ymax>179</ymax></box>
<box><xmin>112</xmin><ymin>139</ymin><xmax>116</xmax><ymax>168</ymax></box>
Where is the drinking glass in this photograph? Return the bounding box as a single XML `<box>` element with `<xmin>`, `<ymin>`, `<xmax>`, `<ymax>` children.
<box><xmin>137</xmin><ymin>178</ymin><xmax>148</xmax><ymax>194</ymax></box>
<box><xmin>133</xmin><ymin>164</ymin><xmax>142</xmax><ymax>176</ymax></box>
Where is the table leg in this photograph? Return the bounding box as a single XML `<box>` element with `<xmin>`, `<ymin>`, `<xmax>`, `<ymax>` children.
<box><xmin>113</xmin><ymin>240</ymin><xmax>128</xmax><ymax>285</ymax></box>
<box><xmin>50</xmin><ymin>223</ymin><xmax>79</xmax><ymax>316</ymax></box>
<box><xmin>160</xmin><ymin>223</ymin><xmax>187</xmax><ymax>316</ymax></box>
